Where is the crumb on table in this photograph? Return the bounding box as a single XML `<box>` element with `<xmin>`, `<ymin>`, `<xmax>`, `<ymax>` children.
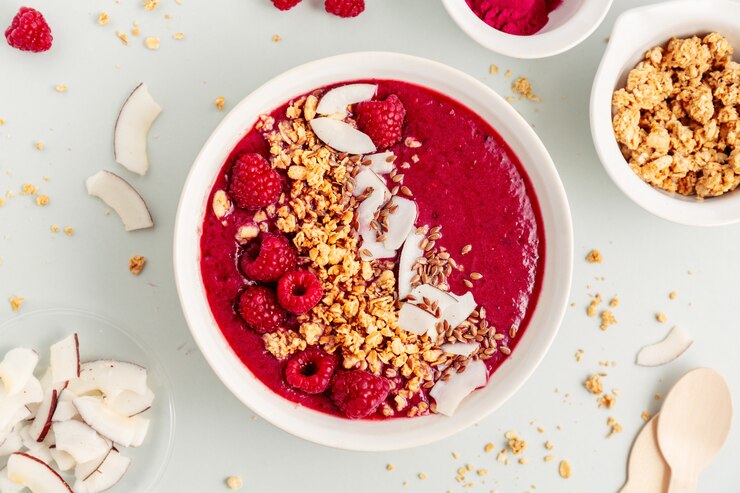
<box><xmin>129</xmin><ymin>255</ymin><xmax>147</xmax><ymax>275</ymax></box>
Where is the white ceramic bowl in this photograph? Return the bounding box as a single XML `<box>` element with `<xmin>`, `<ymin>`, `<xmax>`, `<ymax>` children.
<box><xmin>174</xmin><ymin>52</ymin><xmax>573</xmax><ymax>451</ymax></box>
<box><xmin>441</xmin><ymin>0</ymin><xmax>613</xmax><ymax>59</ymax></box>
<box><xmin>591</xmin><ymin>0</ymin><xmax>740</xmax><ymax>226</ymax></box>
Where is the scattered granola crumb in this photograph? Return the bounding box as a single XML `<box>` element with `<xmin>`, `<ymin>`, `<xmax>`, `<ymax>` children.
<box><xmin>505</xmin><ymin>431</ymin><xmax>527</xmax><ymax>455</ymax></box>
<box><xmin>0</xmin><ymin>198</ymin><xmax>5</xmax><ymax>207</ymax></box>
<box><xmin>607</xmin><ymin>417</ymin><xmax>623</xmax><ymax>436</ymax></box>
<box><xmin>518</xmin><ymin>457</ymin><xmax>529</xmax><ymax>465</ymax></box>
<box><xmin>145</xmin><ymin>36</ymin><xmax>160</xmax><ymax>50</ymax></box>
<box><xmin>34</xmin><ymin>141</ymin><xmax>44</xmax><ymax>151</ymax></box>
<box><xmin>50</xmin><ymin>225</ymin><xmax>59</xmax><ymax>233</ymax></box>
<box><xmin>55</xmin><ymin>85</ymin><xmax>67</xmax><ymax>93</ymax></box>
<box><xmin>273</xmin><ymin>34</ymin><xmax>281</xmax><ymax>42</ymax></box>
<box><xmin>418</xmin><ymin>473</ymin><xmax>427</xmax><ymax>480</ymax></box>
<box><xmin>656</xmin><ymin>312</ymin><xmax>667</xmax><ymax>323</ymax></box>
<box><xmin>173</xmin><ymin>32</ymin><xmax>185</xmax><ymax>40</ymax></box>
<box><xmin>559</xmin><ymin>460</ymin><xmax>571</xmax><ymax>479</ymax></box>
<box><xmin>584</xmin><ymin>374</ymin><xmax>604</xmax><ymax>395</ymax></box>
<box><xmin>600</xmin><ymin>310</ymin><xmax>618</xmax><ymax>330</ymax></box>
<box><xmin>225</xmin><ymin>476</ymin><xmax>242</xmax><ymax>490</ymax></box>
<box><xmin>512</xmin><ymin>76</ymin><xmax>539</xmax><ymax>101</ymax></box>
<box><xmin>9</xmin><ymin>296</ymin><xmax>25</xmax><ymax>312</ymax></box>
<box><xmin>0</xmin><ymin>119</ymin><xmax>4</xmax><ymax>125</ymax></box>
<box><xmin>451</xmin><ymin>452</ymin><xmax>460</xmax><ymax>459</ymax></box>
<box><xmin>504</xmin><ymin>69</ymin><xmax>512</xmax><ymax>78</ymax></box>
<box><xmin>144</xmin><ymin>0</ymin><xmax>160</xmax><ymax>11</ymax></box>
<box><xmin>477</xmin><ymin>469</ymin><xmax>488</xmax><ymax>476</ymax></box>
<box><xmin>587</xmin><ymin>294</ymin><xmax>602</xmax><ymax>317</ymax></box>
<box><xmin>484</xmin><ymin>442</ymin><xmax>494</xmax><ymax>453</ymax></box>
<box><xmin>215</xmin><ymin>96</ymin><xmax>225</xmax><ymax>111</ymax></box>
<box><xmin>598</xmin><ymin>393</ymin><xmax>617</xmax><ymax>409</ymax></box>
<box><xmin>544</xmin><ymin>455</ymin><xmax>555</xmax><ymax>462</ymax></box>
<box><xmin>98</xmin><ymin>12</ymin><xmax>110</xmax><ymax>25</ymax></box>
<box><xmin>655</xmin><ymin>393</ymin><xmax>662</xmax><ymax>400</ymax></box>
<box><xmin>575</xmin><ymin>349</ymin><xmax>584</xmax><ymax>362</ymax></box>
<box><xmin>129</xmin><ymin>255</ymin><xmax>146</xmax><ymax>275</ymax></box>
<box><xmin>489</xmin><ymin>64</ymin><xmax>499</xmax><ymax>75</ymax></box>
<box><xmin>132</xmin><ymin>27</ymin><xmax>141</xmax><ymax>37</ymax></box>
<box><xmin>669</xmin><ymin>291</ymin><xmax>677</xmax><ymax>300</ymax></box>
<box><xmin>35</xmin><ymin>195</ymin><xmax>49</xmax><ymax>206</ymax></box>
<box><xmin>641</xmin><ymin>411</ymin><xmax>652</xmax><ymax>421</ymax></box>
<box><xmin>64</xmin><ymin>227</ymin><xmax>74</xmax><ymax>236</ymax></box>
<box><xmin>386</xmin><ymin>464</ymin><xmax>394</xmax><ymax>471</ymax></box>
<box><xmin>505</xmin><ymin>96</ymin><xmax>514</xmax><ymax>104</ymax></box>
<box><xmin>586</xmin><ymin>249</ymin><xmax>603</xmax><ymax>263</ymax></box>
<box><xmin>21</xmin><ymin>184</ymin><xmax>37</xmax><ymax>195</ymax></box>
<box><xmin>115</xmin><ymin>31</ymin><xmax>129</xmax><ymax>45</ymax></box>
<box><xmin>609</xmin><ymin>297</ymin><xmax>619</xmax><ymax>308</ymax></box>
<box><xmin>544</xmin><ymin>441</ymin><xmax>554</xmax><ymax>450</ymax></box>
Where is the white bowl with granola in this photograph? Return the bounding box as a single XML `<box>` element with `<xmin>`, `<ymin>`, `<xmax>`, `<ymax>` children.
<box><xmin>591</xmin><ymin>0</ymin><xmax>740</xmax><ymax>226</ymax></box>
<box><xmin>174</xmin><ymin>52</ymin><xmax>572</xmax><ymax>450</ymax></box>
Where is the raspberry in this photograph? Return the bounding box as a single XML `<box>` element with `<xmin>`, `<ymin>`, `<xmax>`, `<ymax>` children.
<box><xmin>330</xmin><ymin>370</ymin><xmax>390</xmax><ymax>419</ymax></box>
<box><xmin>277</xmin><ymin>270</ymin><xmax>323</xmax><ymax>314</ymax></box>
<box><xmin>240</xmin><ymin>232</ymin><xmax>296</xmax><ymax>283</ymax></box>
<box><xmin>284</xmin><ymin>347</ymin><xmax>337</xmax><ymax>394</ymax></box>
<box><xmin>355</xmin><ymin>94</ymin><xmax>406</xmax><ymax>149</ymax></box>
<box><xmin>5</xmin><ymin>7</ymin><xmax>53</xmax><ymax>53</ymax></box>
<box><xmin>271</xmin><ymin>0</ymin><xmax>302</xmax><ymax>10</ymax></box>
<box><xmin>238</xmin><ymin>286</ymin><xmax>286</xmax><ymax>334</ymax></box>
<box><xmin>325</xmin><ymin>0</ymin><xmax>365</xmax><ymax>17</ymax></box>
<box><xmin>228</xmin><ymin>153</ymin><xmax>281</xmax><ymax>210</ymax></box>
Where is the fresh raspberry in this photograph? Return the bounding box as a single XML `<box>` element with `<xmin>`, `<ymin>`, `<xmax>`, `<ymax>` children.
<box><xmin>5</xmin><ymin>7</ymin><xmax>53</xmax><ymax>53</ymax></box>
<box><xmin>240</xmin><ymin>233</ymin><xmax>296</xmax><ymax>283</ymax></box>
<box><xmin>277</xmin><ymin>270</ymin><xmax>323</xmax><ymax>314</ymax></box>
<box><xmin>285</xmin><ymin>347</ymin><xmax>337</xmax><ymax>394</ymax></box>
<box><xmin>238</xmin><ymin>286</ymin><xmax>286</xmax><ymax>334</ymax></box>
<box><xmin>229</xmin><ymin>153</ymin><xmax>281</xmax><ymax>210</ymax></box>
<box><xmin>325</xmin><ymin>0</ymin><xmax>365</xmax><ymax>17</ymax></box>
<box><xmin>330</xmin><ymin>370</ymin><xmax>391</xmax><ymax>419</ymax></box>
<box><xmin>355</xmin><ymin>94</ymin><xmax>406</xmax><ymax>149</ymax></box>
<box><xmin>271</xmin><ymin>0</ymin><xmax>302</xmax><ymax>10</ymax></box>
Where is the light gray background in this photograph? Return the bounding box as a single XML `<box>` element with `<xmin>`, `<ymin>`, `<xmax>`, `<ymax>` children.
<box><xmin>1</xmin><ymin>0</ymin><xmax>738</xmax><ymax>491</ymax></box>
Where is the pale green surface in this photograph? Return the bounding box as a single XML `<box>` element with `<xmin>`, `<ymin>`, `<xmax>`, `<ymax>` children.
<box><xmin>0</xmin><ymin>0</ymin><xmax>738</xmax><ymax>491</ymax></box>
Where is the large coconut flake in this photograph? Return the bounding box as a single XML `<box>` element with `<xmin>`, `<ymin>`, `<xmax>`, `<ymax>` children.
<box><xmin>409</xmin><ymin>284</ymin><xmax>458</xmax><ymax>313</ymax></box>
<box><xmin>382</xmin><ymin>196</ymin><xmax>418</xmax><ymax>251</ymax></box>
<box><xmin>397</xmin><ymin>303</ymin><xmax>438</xmax><ymax>337</ymax></box>
<box><xmin>316</xmin><ymin>83</ymin><xmax>377</xmax><ymax>116</ymax></box>
<box><xmin>310</xmin><ymin>117</ymin><xmax>376</xmax><ymax>155</ymax></box>
<box><xmin>364</xmin><ymin>151</ymin><xmax>395</xmax><ymax>175</ymax></box>
<box><xmin>86</xmin><ymin>171</ymin><xmax>154</xmax><ymax>232</ymax></box>
<box><xmin>113</xmin><ymin>83</ymin><xmax>162</xmax><ymax>176</ymax></box>
<box><xmin>441</xmin><ymin>292</ymin><xmax>477</xmax><ymax>329</ymax></box>
<box><xmin>636</xmin><ymin>326</ymin><xmax>694</xmax><ymax>367</ymax></box>
<box><xmin>397</xmin><ymin>231</ymin><xmax>424</xmax><ymax>299</ymax></box>
<box><xmin>440</xmin><ymin>342</ymin><xmax>479</xmax><ymax>357</ymax></box>
<box><xmin>429</xmin><ymin>359</ymin><xmax>487</xmax><ymax>416</ymax></box>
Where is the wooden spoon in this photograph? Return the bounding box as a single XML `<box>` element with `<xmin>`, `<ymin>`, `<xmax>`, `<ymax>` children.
<box><xmin>620</xmin><ymin>415</ymin><xmax>669</xmax><ymax>493</ymax></box>
<box><xmin>657</xmin><ymin>368</ymin><xmax>733</xmax><ymax>493</ymax></box>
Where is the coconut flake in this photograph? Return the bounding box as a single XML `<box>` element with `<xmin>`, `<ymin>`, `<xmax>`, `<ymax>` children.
<box><xmin>86</xmin><ymin>171</ymin><xmax>154</xmax><ymax>232</ymax></box>
<box><xmin>364</xmin><ymin>151</ymin><xmax>395</xmax><ymax>175</ymax></box>
<box><xmin>113</xmin><ymin>83</ymin><xmax>162</xmax><ymax>176</ymax></box>
<box><xmin>440</xmin><ymin>342</ymin><xmax>479</xmax><ymax>357</ymax></box>
<box><xmin>397</xmin><ymin>303</ymin><xmax>438</xmax><ymax>336</ymax></box>
<box><xmin>0</xmin><ymin>349</ymin><xmax>39</xmax><ymax>397</ymax></box>
<box><xmin>353</xmin><ymin>169</ymin><xmax>395</xmax><ymax>260</ymax></box>
<box><xmin>429</xmin><ymin>359</ymin><xmax>487</xmax><ymax>416</ymax></box>
<box><xmin>441</xmin><ymin>291</ymin><xmax>477</xmax><ymax>329</ymax></box>
<box><xmin>79</xmin><ymin>449</ymin><xmax>130</xmax><ymax>493</ymax></box>
<box><xmin>382</xmin><ymin>196</ymin><xmax>418</xmax><ymax>251</ymax></box>
<box><xmin>50</xmin><ymin>334</ymin><xmax>80</xmax><ymax>385</ymax></box>
<box><xmin>636</xmin><ymin>326</ymin><xmax>694</xmax><ymax>367</ymax></box>
<box><xmin>409</xmin><ymin>284</ymin><xmax>458</xmax><ymax>312</ymax></box>
<box><xmin>310</xmin><ymin>117</ymin><xmax>376</xmax><ymax>155</ymax></box>
<box><xmin>316</xmin><ymin>83</ymin><xmax>377</xmax><ymax>116</ymax></box>
<box><xmin>6</xmin><ymin>453</ymin><xmax>72</xmax><ymax>493</ymax></box>
<box><xmin>397</xmin><ymin>231</ymin><xmax>424</xmax><ymax>299</ymax></box>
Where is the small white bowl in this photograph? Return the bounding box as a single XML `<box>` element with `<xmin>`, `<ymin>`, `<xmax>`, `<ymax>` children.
<box><xmin>174</xmin><ymin>52</ymin><xmax>573</xmax><ymax>451</ymax></box>
<box><xmin>591</xmin><ymin>0</ymin><xmax>740</xmax><ymax>226</ymax></box>
<box><xmin>441</xmin><ymin>0</ymin><xmax>613</xmax><ymax>59</ymax></box>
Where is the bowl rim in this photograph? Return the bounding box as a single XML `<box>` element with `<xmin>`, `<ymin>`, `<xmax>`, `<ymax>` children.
<box><xmin>173</xmin><ymin>51</ymin><xmax>573</xmax><ymax>451</ymax></box>
<box><xmin>590</xmin><ymin>0</ymin><xmax>740</xmax><ymax>227</ymax></box>
<box><xmin>441</xmin><ymin>0</ymin><xmax>614</xmax><ymax>59</ymax></box>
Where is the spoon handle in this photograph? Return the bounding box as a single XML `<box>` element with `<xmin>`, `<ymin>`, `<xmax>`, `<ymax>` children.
<box><xmin>668</xmin><ymin>471</ymin><xmax>698</xmax><ymax>493</ymax></box>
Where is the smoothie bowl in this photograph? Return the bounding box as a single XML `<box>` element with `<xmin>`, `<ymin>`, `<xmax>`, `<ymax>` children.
<box><xmin>174</xmin><ymin>52</ymin><xmax>573</xmax><ymax>450</ymax></box>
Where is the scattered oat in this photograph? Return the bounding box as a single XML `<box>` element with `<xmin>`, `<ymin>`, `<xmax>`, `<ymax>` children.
<box><xmin>641</xmin><ymin>411</ymin><xmax>652</xmax><ymax>421</ymax></box>
<box><xmin>418</xmin><ymin>473</ymin><xmax>427</xmax><ymax>480</ymax></box>
<box><xmin>50</xmin><ymin>225</ymin><xmax>59</xmax><ymax>233</ymax></box>
<box><xmin>64</xmin><ymin>227</ymin><xmax>74</xmax><ymax>236</ymax></box>
<box><xmin>34</xmin><ymin>141</ymin><xmax>44</xmax><ymax>151</ymax></box>
<box><xmin>55</xmin><ymin>85</ymin><xmax>68</xmax><ymax>93</ymax></box>
<box><xmin>386</xmin><ymin>463</ymin><xmax>394</xmax><ymax>471</ymax></box>
<box><xmin>504</xmin><ymin>69</ymin><xmax>512</xmax><ymax>78</ymax></box>
<box><xmin>484</xmin><ymin>443</ymin><xmax>494</xmax><ymax>453</ymax></box>
<box><xmin>35</xmin><ymin>195</ymin><xmax>49</xmax><ymax>206</ymax></box>
<box><xmin>544</xmin><ymin>455</ymin><xmax>555</xmax><ymax>462</ymax></box>
<box><xmin>575</xmin><ymin>349</ymin><xmax>584</xmax><ymax>362</ymax></box>
<box><xmin>173</xmin><ymin>32</ymin><xmax>185</xmax><ymax>40</ymax></box>
<box><xmin>559</xmin><ymin>460</ymin><xmax>571</xmax><ymax>479</ymax></box>
<box><xmin>518</xmin><ymin>458</ymin><xmax>529</xmax><ymax>465</ymax></box>
<box><xmin>544</xmin><ymin>441</ymin><xmax>554</xmax><ymax>450</ymax></box>
<box><xmin>489</xmin><ymin>64</ymin><xmax>499</xmax><ymax>75</ymax></box>
<box><xmin>669</xmin><ymin>291</ymin><xmax>677</xmax><ymax>300</ymax></box>
<box><xmin>273</xmin><ymin>34</ymin><xmax>281</xmax><ymax>42</ymax></box>
<box><xmin>9</xmin><ymin>296</ymin><xmax>25</xmax><ymax>312</ymax></box>
<box><xmin>512</xmin><ymin>76</ymin><xmax>539</xmax><ymax>101</ymax></box>
<box><xmin>609</xmin><ymin>297</ymin><xmax>619</xmax><ymax>308</ymax></box>
<box><xmin>144</xmin><ymin>0</ymin><xmax>160</xmax><ymax>10</ymax></box>
<box><xmin>215</xmin><ymin>96</ymin><xmax>225</xmax><ymax>111</ymax></box>
<box><xmin>145</xmin><ymin>36</ymin><xmax>160</xmax><ymax>50</ymax></box>
<box><xmin>656</xmin><ymin>312</ymin><xmax>667</xmax><ymax>323</ymax></box>
<box><xmin>476</xmin><ymin>469</ymin><xmax>488</xmax><ymax>476</ymax></box>
<box><xmin>98</xmin><ymin>12</ymin><xmax>110</xmax><ymax>25</ymax></box>
<box><xmin>128</xmin><ymin>255</ymin><xmax>146</xmax><ymax>275</ymax></box>
<box><xmin>600</xmin><ymin>310</ymin><xmax>618</xmax><ymax>330</ymax></box>
<box><xmin>585</xmin><ymin>374</ymin><xmax>604</xmax><ymax>395</ymax></box>
<box><xmin>225</xmin><ymin>476</ymin><xmax>242</xmax><ymax>490</ymax></box>
<box><xmin>115</xmin><ymin>31</ymin><xmax>129</xmax><ymax>45</ymax></box>
<box><xmin>132</xmin><ymin>27</ymin><xmax>141</xmax><ymax>37</ymax></box>
<box><xmin>451</xmin><ymin>452</ymin><xmax>460</xmax><ymax>459</ymax></box>
<box><xmin>586</xmin><ymin>249</ymin><xmax>603</xmax><ymax>263</ymax></box>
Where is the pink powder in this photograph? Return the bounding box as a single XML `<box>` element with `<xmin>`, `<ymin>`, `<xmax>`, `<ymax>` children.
<box><xmin>466</xmin><ymin>0</ymin><xmax>563</xmax><ymax>36</ymax></box>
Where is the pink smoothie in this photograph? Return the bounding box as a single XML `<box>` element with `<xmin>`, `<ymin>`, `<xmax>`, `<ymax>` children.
<box><xmin>200</xmin><ymin>80</ymin><xmax>544</xmax><ymax>419</ymax></box>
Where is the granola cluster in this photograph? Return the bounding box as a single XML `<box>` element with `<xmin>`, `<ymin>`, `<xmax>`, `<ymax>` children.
<box><xmin>612</xmin><ymin>33</ymin><xmax>740</xmax><ymax>197</ymax></box>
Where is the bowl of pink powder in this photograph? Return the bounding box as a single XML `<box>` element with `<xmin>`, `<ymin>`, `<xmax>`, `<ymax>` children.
<box><xmin>442</xmin><ymin>0</ymin><xmax>613</xmax><ymax>59</ymax></box>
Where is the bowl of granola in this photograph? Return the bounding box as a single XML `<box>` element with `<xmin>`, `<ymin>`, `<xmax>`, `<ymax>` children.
<box><xmin>174</xmin><ymin>52</ymin><xmax>572</xmax><ymax>450</ymax></box>
<box><xmin>591</xmin><ymin>0</ymin><xmax>740</xmax><ymax>226</ymax></box>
